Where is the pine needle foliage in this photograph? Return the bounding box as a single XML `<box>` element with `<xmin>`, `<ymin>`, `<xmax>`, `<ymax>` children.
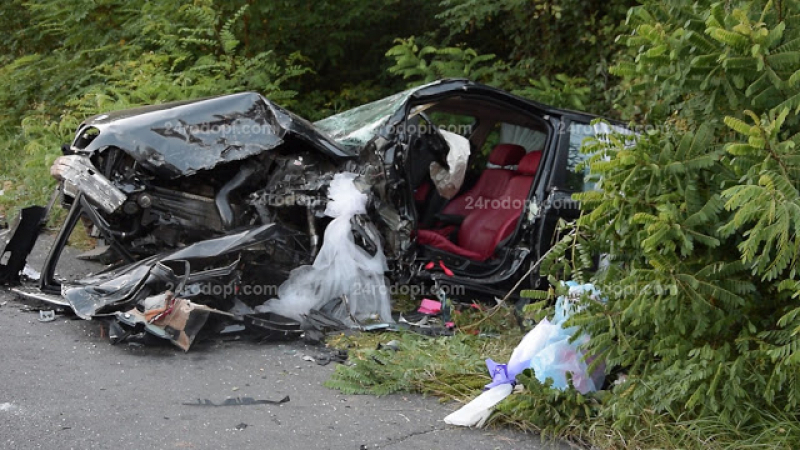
<box><xmin>547</xmin><ymin>0</ymin><xmax>800</xmax><ymax>432</ymax></box>
<box><xmin>340</xmin><ymin>1</ymin><xmax>800</xmax><ymax>447</ymax></box>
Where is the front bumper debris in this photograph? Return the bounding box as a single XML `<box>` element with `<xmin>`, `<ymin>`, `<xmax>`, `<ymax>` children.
<box><xmin>50</xmin><ymin>155</ymin><xmax>127</xmax><ymax>214</ymax></box>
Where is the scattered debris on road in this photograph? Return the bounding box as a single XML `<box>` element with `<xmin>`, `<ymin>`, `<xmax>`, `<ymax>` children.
<box><xmin>182</xmin><ymin>396</ymin><xmax>290</xmax><ymax>407</ymax></box>
<box><xmin>314</xmin><ymin>349</ymin><xmax>349</xmax><ymax>366</ymax></box>
<box><xmin>37</xmin><ymin>310</ymin><xmax>56</xmax><ymax>322</ymax></box>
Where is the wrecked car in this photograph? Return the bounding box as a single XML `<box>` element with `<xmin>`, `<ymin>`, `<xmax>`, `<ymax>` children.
<box><xmin>0</xmin><ymin>79</ymin><xmax>615</xmax><ymax>350</ymax></box>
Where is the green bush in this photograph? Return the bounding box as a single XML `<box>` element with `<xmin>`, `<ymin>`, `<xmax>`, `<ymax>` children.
<box><xmin>548</xmin><ymin>0</ymin><xmax>800</xmax><ymax>432</ymax></box>
<box><xmin>0</xmin><ymin>1</ymin><xmax>308</xmax><ymax>210</ymax></box>
<box><xmin>384</xmin><ymin>38</ymin><xmax>595</xmax><ymax>111</ymax></box>
<box><xmin>340</xmin><ymin>2</ymin><xmax>800</xmax><ymax>448</ymax></box>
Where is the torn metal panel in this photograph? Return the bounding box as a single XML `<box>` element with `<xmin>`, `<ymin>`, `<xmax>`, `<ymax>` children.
<box><xmin>162</xmin><ymin>223</ymin><xmax>283</xmax><ymax>261</ymax></box>
<box><xmin>11</xmin><ymin>285</ymin><xmax>71</xmax><ymax>307</ymax></box>
<box><xmin>50</xmin><ymin>155</ymin><xmax>127</xmax><ymax>213</ymax></box>
<box><xmin>0</xmin><ymin>206</ymin><xmax>47</xmax><ymax>285</ymax></box>
<box><xmin>73</xmin><ymin>92</ymin><xmax>353</xmax><ymax>178</ymax></box>
<box><xmin>242</xmin><ymin>312</ymin><xmax>303</xmax><ymax>341</ymax></box>
<box><xmin>61</xmin><ymin>223</ymin><xmax>288</xmax><ymax>319</ymax></box>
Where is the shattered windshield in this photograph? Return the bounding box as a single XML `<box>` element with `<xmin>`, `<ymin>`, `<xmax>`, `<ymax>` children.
<box><xmin>314</xmin><ymin>87</ymin><xmax>417</xmax><ymax>148</ymax></box>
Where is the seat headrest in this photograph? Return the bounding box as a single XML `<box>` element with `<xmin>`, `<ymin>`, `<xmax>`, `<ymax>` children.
<box><xmin>517</xmin><ymin>151</ymin><xmax>542</xmax><ymax>176</ymax></box>
<box><xmin>488</xmin><ymin>144</ymin><xmax>526</xmax><ymax>167</ymax></box>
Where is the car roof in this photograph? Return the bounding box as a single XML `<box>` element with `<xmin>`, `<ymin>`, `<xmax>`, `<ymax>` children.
<box><xmin>406</xmin><ymin>79</ymin><xmax>606</xmax><ymax>123</ymax></box>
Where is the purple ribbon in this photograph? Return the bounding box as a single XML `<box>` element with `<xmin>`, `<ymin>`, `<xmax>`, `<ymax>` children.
<box><xmin>484</xmin><ymin>359</ymin><xmax>515</xmax><ymax>389</ymax></box>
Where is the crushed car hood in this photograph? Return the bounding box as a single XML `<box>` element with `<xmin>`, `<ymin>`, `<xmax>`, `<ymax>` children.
<box><xmin>73</xmin><ymin>92</ymin><xmax>354</xmax><ymax>177</ymax></box>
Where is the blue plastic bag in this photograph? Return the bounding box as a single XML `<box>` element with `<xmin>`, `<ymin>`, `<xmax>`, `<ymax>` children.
<box><xmin>485</xmin><ymin>282</ymin><xmax>605</xmax><ymax>394</ymax></box>
<box><xmin>485</xmin><ymin>318</ymin><xmax>561</xmax><ymax>388</ymax></box>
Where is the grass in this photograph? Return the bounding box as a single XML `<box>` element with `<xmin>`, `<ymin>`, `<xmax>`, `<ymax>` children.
<box><xmin>1</xmin><ymin>161</ymin><xmax>60</xmax><ymax>222</ymax></box>
<box><xmin>325</xmin><ymin>304</ymin><xmax>800</xmax><ymax>450</ymax></box>
<box><xmin>0</xmin><ymin>176</ymin><xmax>95</xmax><ymax>251</ymax></box>
<box><xmin>326</xmin><ymin>330</ymin><xmax>513</xmax><ymax>401</ymax></box>
<box><xmin>67</xmin><ymin>219</ymin><xmax>97</xmax><ymax>251</ymax></box>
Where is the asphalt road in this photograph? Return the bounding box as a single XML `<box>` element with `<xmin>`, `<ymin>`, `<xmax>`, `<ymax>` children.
<box><xmin>0</xmin><ymin>235</ymin><xmax>569</xmax><ymax>450</ymax></box>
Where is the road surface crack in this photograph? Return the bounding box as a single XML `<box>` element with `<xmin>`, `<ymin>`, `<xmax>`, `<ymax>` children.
<box><xmin>375</xmin><ymin>426</ymin><xmax>447</xmax><ymax>448</ymax></box>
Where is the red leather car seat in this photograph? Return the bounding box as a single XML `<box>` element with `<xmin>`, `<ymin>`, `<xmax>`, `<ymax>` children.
<box><xmin>417</xmin><ymin>150</ymin><xmax>542</xmax><ymax>261</ymax></box>
<box><xmin>439</xmin><ymin>143</ymin><xmax>526</xmax><ymax>217</ymax></box>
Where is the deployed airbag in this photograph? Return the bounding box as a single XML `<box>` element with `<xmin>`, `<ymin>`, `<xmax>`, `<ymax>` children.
<box><xmin>258</xmin><ymin>173</ymin><xmax>393</xmax><ymax>324</ymax></box>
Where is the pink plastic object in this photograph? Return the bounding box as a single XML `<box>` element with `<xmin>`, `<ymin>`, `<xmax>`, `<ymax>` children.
<box><xmin>418</xmin><ymin>298</ymin><xmax>442</xmax><ymax>315</ymax></box>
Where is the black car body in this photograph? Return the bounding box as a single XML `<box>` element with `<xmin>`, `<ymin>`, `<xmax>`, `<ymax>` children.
<box><xmin>0</xmin><ymin>79</ymin><xmax>617</xmax><ymax>342</ymax></box>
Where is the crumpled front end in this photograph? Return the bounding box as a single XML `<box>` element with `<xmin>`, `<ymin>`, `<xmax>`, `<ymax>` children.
<box><xmin>70</xmin><ymin>91</ymin><xmax>352</xmax><ymax>178</ymax></box>
<box><xmin>2</xmin><ymin>91</ymin><xmax>404</xmax><ymax>350</ymax></box>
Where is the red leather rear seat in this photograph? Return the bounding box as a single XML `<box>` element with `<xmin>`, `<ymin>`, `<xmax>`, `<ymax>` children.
<box><xmin>417</xmin><ymin>150</ymin><xmax>542</xmax><ymax>261</ymax></box>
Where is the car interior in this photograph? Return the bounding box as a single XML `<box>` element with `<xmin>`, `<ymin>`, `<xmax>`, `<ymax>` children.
<box><xmin>405</xmin><ymin>95</ymin><xmax>551</xmax><ymax>265</ymax></box>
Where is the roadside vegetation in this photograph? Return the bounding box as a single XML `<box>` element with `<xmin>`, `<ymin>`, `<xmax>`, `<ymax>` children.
<box><xmin>2</xmin><ymin>1</ymin><xmax>800</xmax><ymax>449</ymax></box>
<box><xmin>330</xmin><ymin>2</ymin><xmax>800</xmax><ymax>449</ymax></box>
<box><xmin>0</xmin><ymin>0</ymin><xmax>632</xmax><ymax>214</ymax></box>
